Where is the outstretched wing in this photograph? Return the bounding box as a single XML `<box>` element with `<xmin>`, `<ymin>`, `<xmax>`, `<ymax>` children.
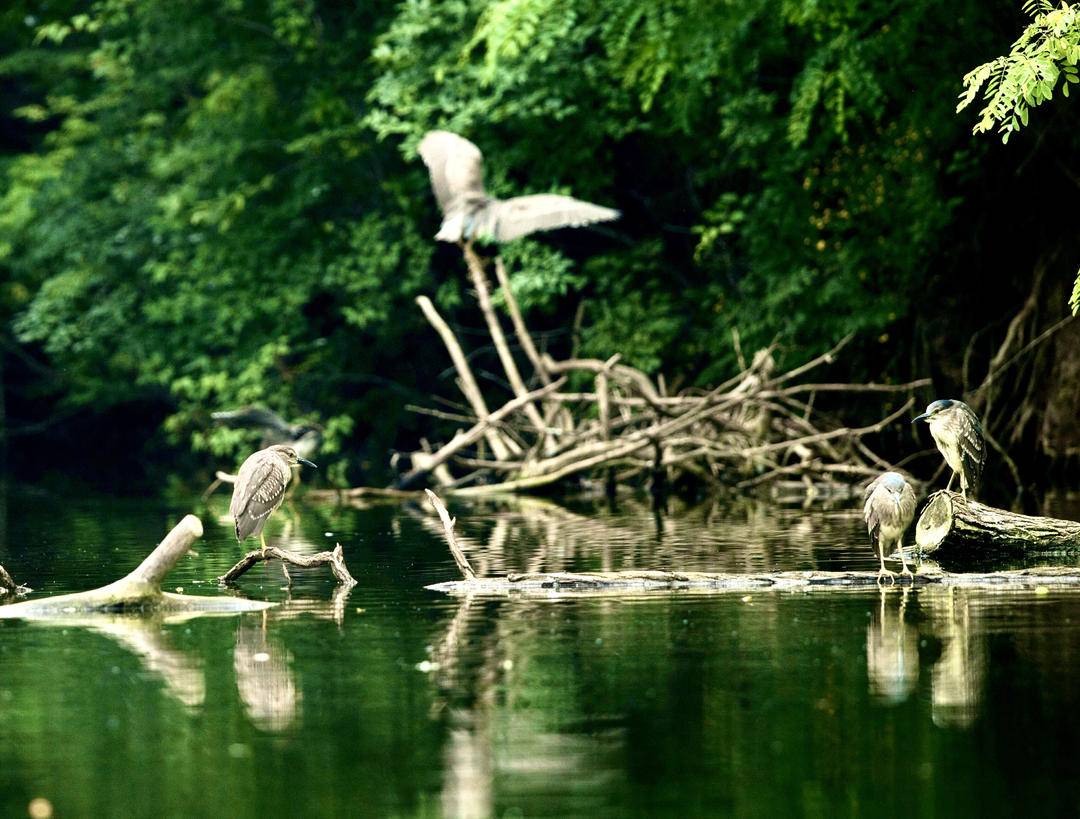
<box><xmin>213</xmin><ymin>406</ymin><xmax>295</xmax><ymax>437</ymax></box>
<box><xmin>491</xmin><ymin>194</ymin><xmax>620</xmax><ymax>241</ymax></box>
<box><xmin>957</xmin><ymin>404</ymin><xmax>987</xmax><ymax>492</ymax></box>
<box><xmin>230</xmin><ymin>453</ymin><xmax>290</xmax><ymax>541</ymax></box>
<box><xmin>417</xmin><ymin>131</ymin><xmax>486</xmax><ymax>213</ymax></box>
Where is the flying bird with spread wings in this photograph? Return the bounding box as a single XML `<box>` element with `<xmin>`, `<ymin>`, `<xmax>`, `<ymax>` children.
<box><xmin>417</xmin><ymin>130</ymin><xmax>620</xmax><ymax>243</ymax></box>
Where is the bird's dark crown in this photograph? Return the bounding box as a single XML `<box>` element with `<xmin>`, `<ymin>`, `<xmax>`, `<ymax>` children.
<box><xmin>924</xmin><ymin>399</ymin><xmax>957</xmax><ymax>415</ymax></box>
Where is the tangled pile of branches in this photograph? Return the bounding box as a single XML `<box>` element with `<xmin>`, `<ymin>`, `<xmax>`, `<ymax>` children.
<box><xmin>393</xmin><ymin>245</ymin><xmax>928</xmax><ymax>497</ymax></box>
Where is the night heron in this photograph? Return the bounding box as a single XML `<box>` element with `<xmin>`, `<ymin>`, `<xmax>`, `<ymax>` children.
<box><xmin>229</xmin><ymin>445</ymin><xmax>317</xmax><ymax>554</ymax></box>
<box><xmin>912</xmin><ymin>399</ymin><xmax>986</xmax><ymax>500</ymax></box>
<box><xmin>417</xmin><ymin>130</ymin><xmax>620</xmax><ymax>243</ymax></box>
<box><xmin>863</xmin><ymin>471</ymin><xmax>917</xmax><ymax>584</ymax></box>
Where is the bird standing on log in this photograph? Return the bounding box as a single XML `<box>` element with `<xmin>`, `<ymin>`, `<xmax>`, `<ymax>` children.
<box><xmin>863</xmin><ymin>472</ymin><xmax>918</xmax><ymax>584</ymax></box>
<box><xmin>913</xmin><ymin>399</ymin><xmax>986</xmax><ymax>500</ymax></box>
<box><xmin>417</xmin><ymin>130</ymin><xmax>620</xmax><ymax>243</ymax></box>
<box><xmin>229</xmin><ymin>445</ymin><xmax>317</xmax><ymax>554</ymax></box>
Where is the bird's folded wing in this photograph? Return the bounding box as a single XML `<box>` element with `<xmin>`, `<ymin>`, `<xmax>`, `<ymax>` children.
<box><xmin>231</xmin><ymin>458</ymin><xmax>286</xmax><ymax>521</ymax></box>
<box><xmin>863</xmin><ymin>484</ymin><xmax>907</xmax><ymax>534</ymax></box>
<box><xmin>958</xmin><ymin>412</ymin><xmax>986</xmax><ymax>487</ymax></box>
<box><xmin>493</xmin><ymin>194</ymin><xmax>620</xmax><ymax>242</ymax></box>
<box><xmin>418</xmin><ymin>131</ymin><xmax>486</xmax><ymax>213</ymax></box>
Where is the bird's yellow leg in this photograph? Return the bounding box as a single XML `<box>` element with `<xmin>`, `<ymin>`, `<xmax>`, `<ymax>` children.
<box><xmin>877</xmin><ymin>551</ymin><xmax>897</xmax><ymax>586</ymax></box>
<box><xmin>946</xmin><ymin>472</ymin><xmax>956</xmax><ymax>492</ymax></box>
<box><xmin>897</xmin><ymin>541</ymin><xmax>915</xmax><ymax>582</ymax></box>
<box><xmin>259</xmin><ymin>532</ymin><xmax>268</xmax><ymax>559</ymax></box>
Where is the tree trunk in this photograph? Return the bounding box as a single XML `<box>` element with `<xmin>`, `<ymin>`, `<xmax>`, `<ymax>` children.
<box><xmin>915</xmin><ymin>490</ymin><xmax>1080</xmax><ymax>554</ymax></box>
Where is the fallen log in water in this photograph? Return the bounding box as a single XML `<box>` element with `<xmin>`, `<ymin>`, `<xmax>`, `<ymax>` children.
<box><xmin>915</xmin><ymin>491</ymin><xmax>1080</xmax><ymax>554</ymax></box>
<box><xmin>422</xmin><ymin>491</ymin><xmax>1080</xmax><ymax>597</ymax></box>
<box><xmin>219</xmin><ymin>543</ymin><xmax>358</xmax><ymax>588</ymax></box>
<box><xmin>426</xmin><ymin>567</ymin><xmax>1080</xmax><ymax>596</ymax></box>
<box><xmin>0</xmin><ymin>515</ymin><xmax>272</xmax><ymax>619</ymax></box>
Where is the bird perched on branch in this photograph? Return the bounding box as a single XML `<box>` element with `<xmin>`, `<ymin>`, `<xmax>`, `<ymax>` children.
<box><xmin>913</xmin><ymin>399</ymin><xmax>986</xmax><ymax>500</ymax></box>
<box><xmin>229</xmin><ymin>445</ymin><xmax>317</xmax><ymax>554</ymax></box>
<box><xmin>417</xmin><ymin>130</ymin><xmax>620</xmax><ymax>243</ymax></box>
<box><xmin>863</xmin><ymin>471</ymin><xmax>918</xmax><ymax>584</ymax></box>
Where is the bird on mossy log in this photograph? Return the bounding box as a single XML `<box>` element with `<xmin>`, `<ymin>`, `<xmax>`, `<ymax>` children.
<box><xmin>912</xmin><ymin>399</ymin><xmax>986</xmax><ymax>500</ymax></box>
<box><xmin>229</xmin><ymin>445</ymin><xmax>317</xmax><ymax>554</ymax></box>
<box><xmin>417</xmin><ymin>130</ymin><xmax>620</xmax><ymax>243</ymax></box>
<box><xmin>863</xmin><ymin>472</ymin><xmax>918</xmax><ymax>584</ymax></box>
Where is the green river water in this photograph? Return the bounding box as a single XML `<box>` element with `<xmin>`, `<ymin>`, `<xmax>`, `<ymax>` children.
<box><xmin>1</xmin><ymin>482</ymin><xmax>1079</xmax><ymax>818</ymax></box>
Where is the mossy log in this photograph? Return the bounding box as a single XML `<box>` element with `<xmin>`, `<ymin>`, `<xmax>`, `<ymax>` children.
<box><xmin>0</xmin><ymin>515</ymin><xmax>273</xmax><ymax>619</ymax></box>
<box><xmin>915</xmin><ymin>491</ymin><xmax>1080</xmax><ymax>554</ymax></box>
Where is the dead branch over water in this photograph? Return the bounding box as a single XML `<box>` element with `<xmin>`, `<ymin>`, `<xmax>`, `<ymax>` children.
<box><xmin>219</xmin><ymin>543</ymin><xmax>358</xmax><ymax>587</ymax></box>
<box><xmin>395</xmin><ymin>245</ymin><xmax>929</xmax><ymax>495</ymax></box>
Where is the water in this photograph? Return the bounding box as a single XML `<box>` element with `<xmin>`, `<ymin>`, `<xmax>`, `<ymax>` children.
<box><xmin>2</xmin><ymin>482</ymin><xmax>1080</xmax><ymax>818</ymax></box>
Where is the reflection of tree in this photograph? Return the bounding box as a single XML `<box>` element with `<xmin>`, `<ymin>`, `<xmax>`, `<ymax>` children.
<box><xmin>25</xmin><ymin>614</ymin><xmax>206</xmax><ymax>710</ymax></box>
<box><xmin>234</xmin><ymin>612</ymin><xmax>301</xmax><ymax>733</ymax></box>
<box><xmin>866</xmin><ymin>588</ymin><xmax>919</xmax><ymax>705</ymax></box>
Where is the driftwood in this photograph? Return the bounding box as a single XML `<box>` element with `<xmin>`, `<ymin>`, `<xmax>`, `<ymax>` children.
<box><xmin>0</xmin><ymin>515</ymin><xmax>272</xmax><ymax>619</ymax></box>
<box><xmin>423</xmin><ymin>491</ymin><xmax>1080</xmax><ymax>596</ymax></box>
<box><xmin>398</xmin><ymin>243</ymin><xmax>930</xmax><ymax>496</ymax></box>
<box><xmin>427</xmin><ymin>567</ymin><xmax>1080</xmax><ymax>596</ymax></box>
<box><xmin>916</xmin><ymin>490</ymin><xmax>1080</xmax><ymax>554</ymax></box>
<box><xmin>219</xmin><ymin>543</ymin><xmax>358</xmax><ymax>587</ymax></box>
<box><xmin>0</xmin><ymin>563</ymin><xmax>28</xmax><ymax>596</ymax></box>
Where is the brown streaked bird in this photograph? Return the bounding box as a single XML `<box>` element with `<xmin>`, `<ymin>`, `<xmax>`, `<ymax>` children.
<box><xmin>912</xmin><ymin>399</ymin><xmax>986</xmax><ymax>500</ymax></box>
<box><xmin>229</xmin><ymin>445</ymin><xmax>317</xmax><ymax>553</ymax></box>
<box><xmin>417</xmin><ymin>130</ymin><xmax>620</xmax><ymax>243</ymax></box>
<box><xmin>863</xmin><ymin>471</ymin><xmax>918</xmax><ymax>584</ymax></box>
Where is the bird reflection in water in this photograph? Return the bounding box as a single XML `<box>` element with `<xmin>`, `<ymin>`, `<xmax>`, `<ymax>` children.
<box><xmin>234</xmin><ymin>612</ymin><xmax>301</xmax><ymax>733</ymax></box>
<box><xmin>925</xmin><ymin>588</ymin><xmax>986</xmax><ymax>729</ymax></box>
<box><xmin>866</xmin><ymin>588</ymin><xmax>919</xmax><ymax>705</ymax></box>
<box><xmin>865</xmin><ymin>587</ymin><xmax>986</xmax><ymax>728</ymax></box>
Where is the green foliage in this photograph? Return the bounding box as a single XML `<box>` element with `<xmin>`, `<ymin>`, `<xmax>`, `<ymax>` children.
<box><xmin>2</xmin><ymin>0</ymin><xmax>1072</xmax><ymax>475</ymax></box>
<box><xmin>957</xmin><ymin>1</ymin><xmax>1080</xmax><ymax>143</ymax></box>
<box><xmin>958</xmin><ymin>2</ymin><xmax>1080</xmax><ymax>313</ymax></box>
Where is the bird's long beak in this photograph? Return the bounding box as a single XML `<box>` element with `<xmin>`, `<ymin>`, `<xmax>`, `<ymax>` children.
<box><xmin>298</xmin><ymin>457</ymin><xmax>318</xmax><ymax>469</ymax></box>
<box><xmin>911</xmin><ymin>413</ymin><xmax>929</xmax><ymax>424</ymax></box>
